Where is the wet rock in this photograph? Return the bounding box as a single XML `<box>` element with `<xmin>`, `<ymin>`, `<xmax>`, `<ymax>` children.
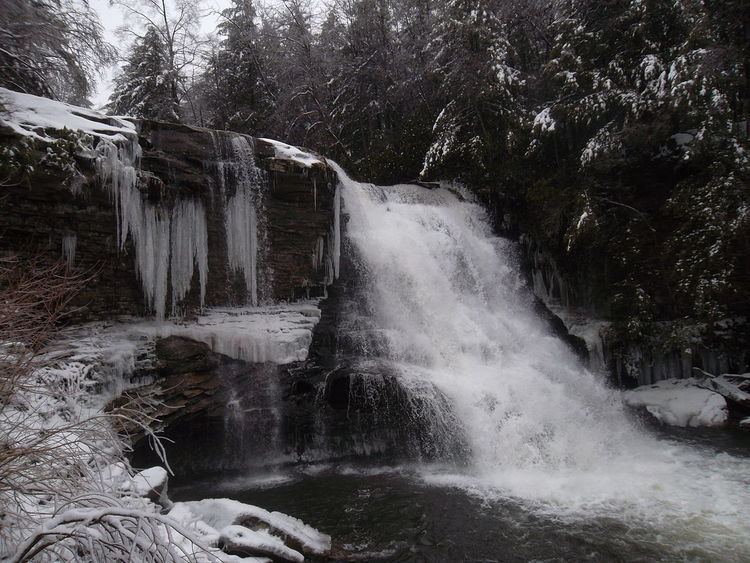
<box><xmin>155</xmin><ymin>336</ymin><xmax>218</xmax><ymax>375</ymax></box>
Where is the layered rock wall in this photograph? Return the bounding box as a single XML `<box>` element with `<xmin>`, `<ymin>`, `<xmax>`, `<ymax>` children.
<box><xmin>0</xmin><ymin>103</ymin><xmax>337</xmax><ymax>319</ymax></box>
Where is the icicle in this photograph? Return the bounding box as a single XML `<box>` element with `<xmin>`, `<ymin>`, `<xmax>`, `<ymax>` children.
<box><xmin>226</xmin><ymin>187</ymin><xmax>259</xmax><ymax>306</ymax></box>
<box><xmin>170</xmin><ymin>200</ymin><xmax>209</xmax><ymax>315</ymax></box>
<box><xmin>62</xmin><ymin>232</ymin><xmax>76</xmax><ymax>268</ymax></box>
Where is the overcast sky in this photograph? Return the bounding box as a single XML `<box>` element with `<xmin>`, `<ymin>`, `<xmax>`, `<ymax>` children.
<box><xmin>88</xmin><ymin>0</ymin><xmax>328</xmax><ymax>109</ymax></box>
<box><xmin>88</xmin><ymin>0</ymin><xmax>235</xmax><ymax>108</ymax></box>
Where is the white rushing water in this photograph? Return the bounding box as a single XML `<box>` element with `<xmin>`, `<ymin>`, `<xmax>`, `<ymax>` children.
<box><xmin>332</xmin><ymin>162</ymin><xmax>750</xmax><ymax>560</ymax></box>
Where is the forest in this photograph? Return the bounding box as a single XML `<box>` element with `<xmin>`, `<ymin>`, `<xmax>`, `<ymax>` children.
<box><xmin>2</xmin><ymin>1</ymin><xmax>750</xmax><ymax>561</ymax></box>
<box><xmin>1</xmin><ymin>1</ymin><xmax>748</xmax><ymax>353</ymax></box>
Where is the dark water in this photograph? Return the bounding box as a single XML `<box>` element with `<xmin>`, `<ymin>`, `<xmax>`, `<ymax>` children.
<box><xmin>170</xmin><ymin>425</ymin><xmax>750</xmax><ymax>562</ymax></box>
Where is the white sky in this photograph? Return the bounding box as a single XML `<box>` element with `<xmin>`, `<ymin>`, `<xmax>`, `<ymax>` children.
<box><xmin>89</xmin><ymin>0</ymin><xmax>326</xmax><ymax>109</ymax></box>
<box><xmin>88</xmin><ymin>0</ymin><xmax>235</xmax><ymax>108</ymax></box>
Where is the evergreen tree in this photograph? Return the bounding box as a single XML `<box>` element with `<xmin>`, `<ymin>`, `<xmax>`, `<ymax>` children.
<box><xmin>108</xmin><ymin>27</ymin><xmax>180</xmax><ymax>121</ymax></box>
<box><xmin>203</xmin><ymin>0</ymin><xmax>271</xmax><ymax>133</ymax></box>
<box><xmin>421</xmin><ymin>0</ymin><xmax>525</xmax><ymax>182</ymax></box>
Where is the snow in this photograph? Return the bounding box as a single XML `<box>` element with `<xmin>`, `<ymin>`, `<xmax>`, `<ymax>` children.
<box><xmin>170</xmin><ymin>498</ymin><xmax>331</xmax><ymax>556</ymax></box>
<box><xmin>259</xmin><ymin>138</ymin><xmax>323</xmax><ymax>168</ymax></box>
<box><xmin>533</xmin><ymin>107</ymin><xmax>556</xmax><ymax>133</ymax></box>
<box><xmin>219</xmin><ymin>526</ymin><xmax>303</xmax><ymax>562</ymax></box>
<box><xmin>127</xmin><ymin>466</ymin><xmax>168</xmax><ymax>497</ymax></box>
<box><xmin>623</xmin><ymin>378</ymin><xmax>728</xmax><ymax>427</ymax></box>
<box><xmin>0</xmin><ymin>87</ymin><xmax>135</xmax><ymax>142</ymax></box>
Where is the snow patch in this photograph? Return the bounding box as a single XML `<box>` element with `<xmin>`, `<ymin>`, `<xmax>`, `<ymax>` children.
<box><xmin>623</xmin><ymin>378</ymin><xmax>728</xmax><ymax>427</ymax></box>
<box><xmin>171</xmin><ymin>498</ymin><xmax>331</xmax><ymax>556</ymax></box>
<box><xmin>259</xmin><ymin>138</ymin><xmax>323</xmax><ymax>168</ymax></box>
<box><xmin>127</xmin><ymin>466</ymin><xmax>168</xmax><ymax>497</ymax></box>
<box><xmin>0</xmin><ymin>87</ymin><xmax>135</xmax><ymax>142</ymax></box>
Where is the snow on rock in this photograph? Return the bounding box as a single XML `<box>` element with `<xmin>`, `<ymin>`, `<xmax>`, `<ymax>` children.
<box><xmin>623</xmin><ymin>378</ymin><xmax>728</xmax><ymax>427</ymax></box>
<box><xmin>146</xmin><ymin>304</ymin><xmax>322</xmax><ymax>364</ymax></box>
<box><xmin>0</xmin><ymin>87</ymin><xmax>135</xmax><ymax>142</ymax></box>
<box><xmin>170</xmin><ymin>498</ymin><xmax>331</xmax><ymax>556</ymax></box>
<box><xmin>219</xmin><ymin>526</ymin><xmax>304</xmax><ymax>562</ymax></box>
<box><xmin>45</xmin><ymin>301</ymin><xmax>321</xmax><ymax>389</ymax></box>
<box><xmin>124</xmin><ymin>466</ymin><xmax>167</xmax><ymax>497</ymax></box>
<box><xmin>259</xmin><ymin>138</ymin><xmax>324</xmax><ymax>168</ymax></box>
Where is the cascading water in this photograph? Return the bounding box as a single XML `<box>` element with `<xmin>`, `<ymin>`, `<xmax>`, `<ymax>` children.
<box><xmin>330</xmin><ymin>162</ymin><xmax>750</xmax><ymax>559</ymax></box>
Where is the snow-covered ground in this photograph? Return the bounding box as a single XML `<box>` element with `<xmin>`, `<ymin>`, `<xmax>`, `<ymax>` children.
<box><xmin>623</xmin><ymin>378</ymin><xmax>728</xmax><ymax>427</ymax></box>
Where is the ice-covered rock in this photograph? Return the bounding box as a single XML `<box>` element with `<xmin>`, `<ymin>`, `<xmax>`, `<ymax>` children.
<box><xmin>623</xmin><ymin>378</ymin><xmax>728</xmax><ymax>427</ymax></box>
<box><xmin>170</xmin><ymin>498</ymin><xmax>331</xmax><ymax>557</ymax></box>
<box><xmin>259</xmin><ymin>138</ymin><xmax>324</xmax><ymax>168</ymax></box>
<box><xmin>123</xmin><ymin>467</ymin><xmax>171</xmax><ymax>508</ymax></box>
<box><xmin>219</xmin><ymin>526</ymin><xmax>303</xmax><ymax>562</ymax></box>
<box><xmin>0</xmin><ymin>87</ymin><xmax>136</xmax><ymax>142</ymax></box>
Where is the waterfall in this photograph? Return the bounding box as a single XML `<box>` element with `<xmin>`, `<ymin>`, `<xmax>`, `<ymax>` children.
<box><xmin>331</xmin><ymin>161</ymin><xmax>750</xmax><ymax>554</ymax></box>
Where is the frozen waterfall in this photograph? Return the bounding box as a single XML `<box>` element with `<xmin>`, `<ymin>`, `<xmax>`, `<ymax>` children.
<box><xmin>333</xmin><ymin>162</ymin><xmax>750</xmax><ymax>559</ymax></box>
<box><xmin>95</xmin><ymin>132</ymin><xmax>269</xmax><ymax>317</ymax></box>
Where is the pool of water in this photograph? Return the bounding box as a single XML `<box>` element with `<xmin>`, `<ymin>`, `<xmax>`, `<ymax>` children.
<box><xmin>171</xmin><ymin>425</ymin><xmax>750</xmax><ymax>562</ymax></box>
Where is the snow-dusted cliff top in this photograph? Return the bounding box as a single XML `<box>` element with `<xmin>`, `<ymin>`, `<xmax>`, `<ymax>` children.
<box><xmin>0</xmin><ymin>87</ymin><xmax>136</xmax><ymax>141</ymax></box>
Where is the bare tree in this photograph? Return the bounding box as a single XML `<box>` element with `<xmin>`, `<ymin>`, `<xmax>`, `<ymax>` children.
<box><xmin>0</xmin><ymin>0</ymin><xmax>116</xmax><ymax>104</ymax></box>
<box><xmin>0</xmin><ymin>255</ymin><xmax>216</xmax><ymax>561</ymax></box>
<box><xmin>111</xmin><ymin>0</ymin><xmax>205</xmax><ymax>118</ymax></box>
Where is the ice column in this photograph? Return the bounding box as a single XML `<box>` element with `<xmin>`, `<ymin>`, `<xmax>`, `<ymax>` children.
<box><xmin>62</xmin><ymin>232</ymin><xmax>76</xmax><ymax>268</ymax></box>
<box><xmin>96</xmin><ymin>137</ymin><xmax>209</xmax><ymax>318</ymax></box>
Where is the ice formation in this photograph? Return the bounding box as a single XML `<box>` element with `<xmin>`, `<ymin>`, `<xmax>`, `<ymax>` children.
<box><xmin>623</xmin><ymin>378</ymin><xmax>728</xmax><ymax>427</ymax></box>
<box><xmin>61</xmin><ymin>232</ymin><xmax>76</xmax><ymax>267</ymax></box>
<box><xmin>170</xmin><ymin>200</ymin><xmax>209</xmax><ymax>314</ymax></box>
<box><xmin>213</xmin><ymin>134</ymin><xmax>266</xmax><ymax>306</ymax></box>
<box><xmin>96</xmin><ymin>139</ymin><xmax>212</xmax><ymax>318</ymax></box>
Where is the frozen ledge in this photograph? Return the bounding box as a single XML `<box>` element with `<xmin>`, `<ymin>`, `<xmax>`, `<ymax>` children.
<box><xmin>41</xmin><ymin>302</ymin><xmax>322</xmax><ymax>405</ymax></box>
<box><xmin>258</xmin><ymin>137</ymin><xmax>324</xmax><ymax>168</ymax></box>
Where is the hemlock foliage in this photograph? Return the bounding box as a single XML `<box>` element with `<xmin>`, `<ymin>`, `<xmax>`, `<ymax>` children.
<box><xmin>133</xmin><ymin>0</ymin><xmax>748</xmax><ymax>343</ymax></box>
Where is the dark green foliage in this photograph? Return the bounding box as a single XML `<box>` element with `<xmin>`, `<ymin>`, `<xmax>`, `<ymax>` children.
<box><xmin>108</xmin><ymin>27</ymin><xmax>181</xmax><ymax>122</ymax></box>
<box><xmin>178</xmin><ymin>0</ymin><xmax>748</xmax><ymax>341</ymax></box>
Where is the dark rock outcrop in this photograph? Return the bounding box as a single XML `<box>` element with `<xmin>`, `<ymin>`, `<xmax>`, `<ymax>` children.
<box><xmin>0</xmin><ymin>118</ymin><xmax>338</xmax><ymax>319</ymax></box>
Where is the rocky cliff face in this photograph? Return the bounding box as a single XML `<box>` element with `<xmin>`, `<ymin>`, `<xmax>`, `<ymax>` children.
<box><xmin>0</xmin><ymin>90</ymin><xmax>338</xmax><ymax>320</ymax></box>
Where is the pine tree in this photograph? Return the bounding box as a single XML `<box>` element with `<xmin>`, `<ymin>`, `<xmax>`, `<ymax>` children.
<box><xmin>108</xmin><ymin>27</ymin><xmax>180</xmax><ymax>121</ymax></box>
<box><xmin>202</xmin><ymin>0</ymin><xmax>272</xmax><ymax>133</ymax></box>
<box><xmin>422</xmin><ymin>0</ymin><xmax>525</xmax><ymax>181</ymax></box>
